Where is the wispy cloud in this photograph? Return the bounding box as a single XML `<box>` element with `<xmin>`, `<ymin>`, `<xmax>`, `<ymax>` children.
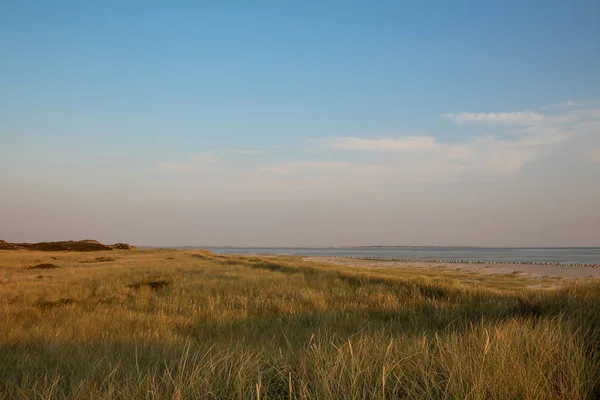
<box><xmin>321</xmin><ymin>136</ymin><xmax>473</xmax><ymax>159</ymax></box>
<box><xmin>565</xmin><ymin>100</ymin><xmax>600</xmax><ymax>108</ymax></box>
<box><xmin>319</xmin><ymin>134</ymin><xmax>559</xmax><ymax>176</ymax></box>
<box><xmin>442</xmin><ymin>111</ymin><xmax>543</xmax><ymax>124</ymax></box>
<box><xmin>223</xmin><ymin>150</ymin><xmax>266</xmax><ymax>155</ymax></box>
<box><xmin>159</xmin><ymin>150</ymin><xmax>266</xmax><ymax>173</ymax></box>
<box><xmin>465</xmin><ymin>133</ymin><xmax>568</xmax><ymax>173</ymax></box>
<box><xmin>158</xmin><ymin>152</ymin><xmax>217</xmax><ymax>173</ymax></box>
<box><xmin>317</xmin><ymin>101</ymin><xmax>599</xmax><ymax>178</ymax></box>
<box><xmin>260</xmin><ymin>161</ymin><xmax>385</xmax><ymax>174</ymax></box>
<box><xmin>157</xmin><ymin>101</ymin><xmax>599</xmax><ymax>185</ymax></box>
<box><xmin>322</xmin><ymin>136</ymin><xmax>436</xmax><ymax>151</ymax></box>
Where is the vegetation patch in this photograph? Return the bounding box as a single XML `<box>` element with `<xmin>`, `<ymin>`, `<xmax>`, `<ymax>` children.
<box><xmin>26</xmin><ymin>263</ymin><xmax>60</xmax><ymax>270</ymax></box>
<box><xmin>0</xmin><ymin>240</ymin><xmax>18</xmax><ymax>250</ymax></box>
<box><xmin>29</xmin><ymin>240</ymin><xmax>112</xmax><ymax>252</ymax></box>
<box><xmin>0</xmin><ymin>239</ymin><xmax>135</xmax><ymax>252</ymax></box>
<box><xmin>190</xmin><ymin>251</ymin><xmax>229</xmax><ymax>261</ymax></box>
<box><xmin>110</xmin><ymin>243</ymin><xmax>136</xmax><ymax>250</ymax></box>
<box><xmin>36</xmin><ymin>298</ymin><xmax>76</xmax><ymax>309</ymax></box>
<box><xmin>126</xmin><ymin>279</ymin><xmax>171</xmax><ymax>291</ymax></box>
<box><xmin>79</xmin><ymin>256</ymin><xmax>116</xmax><ymax>263</ymax></box>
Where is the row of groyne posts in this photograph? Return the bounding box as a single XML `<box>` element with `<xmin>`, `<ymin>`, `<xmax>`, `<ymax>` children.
<box><xmin>336</xmin><ymin>256</ymin><xmax>600</xmax><ymax>269</ymax></box>
<box><xmin>259</xmin><ymin>253</ymin><xmax>600</xmax><ymax>268</ymax></box>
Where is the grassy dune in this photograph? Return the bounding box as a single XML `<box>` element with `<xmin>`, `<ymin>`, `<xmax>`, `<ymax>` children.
<box><xmin>0</xmin><ymin>249</ymin><xmax>599</xmax><ymax>399</ymax></box>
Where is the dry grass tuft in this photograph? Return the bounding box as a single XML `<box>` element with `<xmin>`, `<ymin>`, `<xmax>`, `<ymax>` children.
<box><xmin>79</xmin><ymin>256</ymin><xmax>116</xmax><ymax>263</ymax></box>
<box><xmin>36</xmin><ymin>298</ymin><xmax>77</xmax><ymax>309</ymax></box>
<box><xmin>25</xmin><ymin>263</ymin><xmax>60</xmax><ymax>270</ymax></box>
<box><xmin>126</xmin><ymin>279</ymin><xmax>171</xmax><ymax>291</ymax></box>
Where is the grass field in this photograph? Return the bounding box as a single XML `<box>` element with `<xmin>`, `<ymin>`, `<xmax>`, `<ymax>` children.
<box><xmin>1</xmin><ymin>249</ymin><xmax>599</xmax><ymax>399</ymax></box>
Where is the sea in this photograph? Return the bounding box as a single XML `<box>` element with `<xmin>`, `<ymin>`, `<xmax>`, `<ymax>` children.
<box><xmin>202</xmin><ymin>247</ymin><xmax>600</xmax><ymax>265</ymax></box>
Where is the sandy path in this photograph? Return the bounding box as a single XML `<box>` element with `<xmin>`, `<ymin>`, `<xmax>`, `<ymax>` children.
<box><xmin>305</xmin><ymin>257</ymin><xmax>600</xmax><ymax>280</ymax></box>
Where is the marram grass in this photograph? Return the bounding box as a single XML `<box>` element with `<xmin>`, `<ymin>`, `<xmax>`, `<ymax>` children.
<box><xmin>0</xmin><ymin>249</ymin><xmax>599</xmax><ymax>399</ymax></box>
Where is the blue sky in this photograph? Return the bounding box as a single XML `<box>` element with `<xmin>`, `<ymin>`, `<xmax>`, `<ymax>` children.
<box><xmin>1</xmin><ymin>1</ymin><xmax>599</xmax><ymax>246</ymax></box>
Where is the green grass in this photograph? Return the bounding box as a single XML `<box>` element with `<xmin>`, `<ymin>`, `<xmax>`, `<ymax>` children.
<box><xmin>0</xmin><ymin>249</ymin><xmax>599</xmax><ymax>399</ymax></box>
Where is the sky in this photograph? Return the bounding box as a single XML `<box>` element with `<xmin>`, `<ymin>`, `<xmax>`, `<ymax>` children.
<box><xmin>1</xmin><ymin>0</ymin><xmax>599</xmax><ymax>247</ymax></box>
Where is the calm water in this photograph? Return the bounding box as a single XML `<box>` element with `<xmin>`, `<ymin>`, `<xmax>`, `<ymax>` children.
<box><xmin>204</xmin><ymin>247</ymin><xmax>600</xmax><ymax>265</ymax></box>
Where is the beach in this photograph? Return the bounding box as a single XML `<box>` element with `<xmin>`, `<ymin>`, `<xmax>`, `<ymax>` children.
<box><xmin>306</xmin><ymin>256</ymin><xmax>600</xmax><ymax>280</ymax></box>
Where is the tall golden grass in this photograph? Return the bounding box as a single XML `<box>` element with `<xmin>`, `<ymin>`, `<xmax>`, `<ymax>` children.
<box><xmin>0</xmin><ymin>249</ymin><xmax>598</xmax><ymax>399</ymax></box>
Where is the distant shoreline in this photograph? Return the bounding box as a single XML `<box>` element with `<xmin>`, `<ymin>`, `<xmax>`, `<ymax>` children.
<box><xmin>197</xmin><ymin>246</ymin><xmax>600</xmax><ymax>267</ymax></box>
<box><xmin>142</xmin><ymin>245</ymin><xmax>600</xmax><ymax>250</ymax></box>
<box><xmin>305</xmin><ymin>255</ymin><xmax>600</xmax><ymax>268</ymax></box>
<box><xmin>305</xmin><ymin>256</ymin><xmax>600</xmax><ymax>279</ymax></box>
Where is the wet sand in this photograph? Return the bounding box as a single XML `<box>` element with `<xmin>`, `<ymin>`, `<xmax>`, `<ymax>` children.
<box><xmin>305</xmin><ymin>257</ymin><xmax>600</xmax><ymax>280</ymax></box>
